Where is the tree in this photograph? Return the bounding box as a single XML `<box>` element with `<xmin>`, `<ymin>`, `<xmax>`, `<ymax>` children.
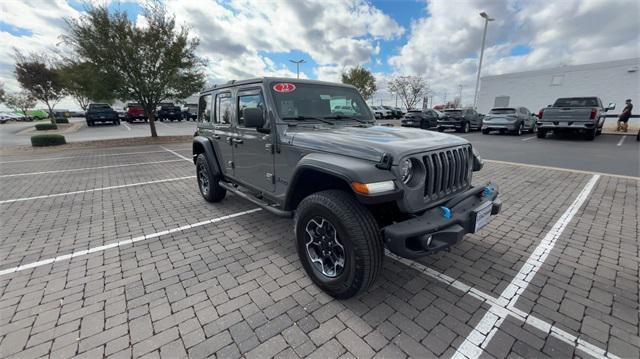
<box><xmin>59</xmin><ymin>61</ymin><xmax>115</xmax><ymax>110</ymax></box>
<box><xmin>14</xmin><ymin>51</ymin><xmax>67</xmax><ymax>126</ymax></box>
<box><xmin>64</xmin><ymin>2</ymin><xmax>206</xmax><ymax>137</ymax></box>
<box><xmin>387</xmin><ymin>76</ymin><xmax>430</xmax><ymax>110</ymax></box>
<box><xmin>341</xmin><ymin>66</ymin><xmax>377</xmax><ymax>100</ymax></box>
<box><xmin>4</xmin><ymin>91</ymin><xmax>37</xmax><ymax>117</ymax></box>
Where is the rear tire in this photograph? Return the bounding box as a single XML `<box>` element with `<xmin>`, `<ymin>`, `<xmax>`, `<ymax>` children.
<box><xmin>196</xmin><ymin>154</ymin><xmax>226</xmax><ymax>202</ymax></box>
<box><xmin>537</xmin><ymin>129</ymin><xmax>547</xmax><ymax>138</ymax></box>
<box><xmin>585</xmin><ymin>129</ymin><xmax>596</xmax><ymax>141</ymax></box>
<box><xmin>513</xmin><ymin>123</ymin><xmax>523</xmax><ymax>136</ymax></box>
<box><xmin>482</xmin><ymin>129</ymin><xmax>490</xmax><ymax>135</ymax></box>
<box><xmin>295</xmin><ymin>190</ymin><xmax>383</xmax><ymax>299</ymax></box>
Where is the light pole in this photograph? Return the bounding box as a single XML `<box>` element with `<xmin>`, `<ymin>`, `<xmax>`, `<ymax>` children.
<box><xmin>457</xmin><ymin>84</ymin><xmax>463</xmax><ymax>106</ymax></box>
<box><xmin>473</xmin><ymin>11</ymin><xmax>494</xmax><ymax>109</ymax></box>
<box><xmin>289</xmin><ymin>59</ymin><xmax>306</xmax><ymax>79</ymax></box>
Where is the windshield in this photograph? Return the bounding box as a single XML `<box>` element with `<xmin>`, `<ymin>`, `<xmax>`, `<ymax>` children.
<box><xmin>553</xmin><ymin>98</ymin><xmax>599</xmax><ymax>107</ymax></box>
<box><xmin>90</xmin><ymin>104</ymin><xmax>111</xmax><ymax>110</ymax></box>
<box><xmin>490</xmin><ymin>108</ymin><xmax>516</xmax><ymax>114</ymax></box>
<box><xmin>270</xmin><ymin>83</ymin><xmax>372</xmax><ymax>122</ymax></box>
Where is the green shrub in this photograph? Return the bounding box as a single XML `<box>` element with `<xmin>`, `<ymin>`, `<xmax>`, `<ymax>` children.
<box><xmin>55</xmin><ymin>118</ymin><xmax>69</xmax><ymax>124</ymax></box>
<box><xmin>35</xmin><ymin>123</ymin><xmax>58</xmax><ymax>130</ymax></box>
<box><xmin>31</xmin><ymin>134</ymin><xmax>66</xmax><ymax>147</ymax></box>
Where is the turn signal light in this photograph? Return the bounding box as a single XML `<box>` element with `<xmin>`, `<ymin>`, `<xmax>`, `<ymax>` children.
<box><xmin>590</xmin><ymin>108</ymin><xmax>597</xmax><ymax>119</ymax></box>
<box><xmin>538</xmin><ymin>109</ymin><xmax>544</xmax><ymax>119</ymax></box>
<box><xmin>351</xmin><ymin>181</ymin><xmax>395</xmax><ymax>195</ymax></box>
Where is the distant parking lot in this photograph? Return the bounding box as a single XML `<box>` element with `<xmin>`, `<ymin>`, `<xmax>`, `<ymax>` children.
<box><xmin>0</xmin><ymin>141</ymin><xmax>637</xmax><ymax>358</ymax></box>
<box><xmin>0</xmin><ymin>118</ymin><xmax>197</xmax><ymax>147</ymax></box>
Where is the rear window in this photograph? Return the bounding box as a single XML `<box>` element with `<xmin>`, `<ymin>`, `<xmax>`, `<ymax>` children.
<box><xmin>553</xmin><ymin>98</ymin><xmax>599</xmax><ymax>107</ymax></box>
<box><xmin>489</xmin><ymin>108</ymin><xmax>516</xmax><ymax>114</ymax></box>
<box><xmin>444</xmin><ymin>110</ymin><xmax>462</xmax><ymax>114</ymax></box>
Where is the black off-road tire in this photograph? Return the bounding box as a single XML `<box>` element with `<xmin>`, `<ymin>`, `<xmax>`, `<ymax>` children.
<box><xmin>295</xmin><ymin>190</ymin><xmax>383</xmax><ymax>299</ymax></box>
<box><xmin>585</xmin><ymin>128</ymin><xmax>596</xmax><ymax>141</ymax></box>
<box><xmin>537</xmin><ymin>129</ymin><xmax>547</xmax><ymax>138</ymax></box>
<box><xmin>196</xmin><ymin>154</ymin><xmax>226</xmax><ymax>202</ymax></box>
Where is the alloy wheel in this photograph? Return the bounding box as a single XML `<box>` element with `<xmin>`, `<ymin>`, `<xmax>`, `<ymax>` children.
<box><xmin>197</xmin><ymin>161</ymin><xmax>210</xmax><ymax>196</ymax></box>
<box><xmin>304</xmin><ymin>217</ymin><xmax>345</xmax><ymax>278</ymax></box>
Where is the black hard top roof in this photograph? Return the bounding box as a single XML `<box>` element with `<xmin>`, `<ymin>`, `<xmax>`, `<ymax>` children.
<box><xmin>201</xmin><ymin>77</ymin><xmax>357</xmax><ymax>93</ymax></box>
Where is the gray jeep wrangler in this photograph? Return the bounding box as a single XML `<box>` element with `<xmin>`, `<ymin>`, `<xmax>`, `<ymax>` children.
<box><xmin>193</xmin><ymin>78</ymin><xmax>501</xmax><ymax>299</ymax></box>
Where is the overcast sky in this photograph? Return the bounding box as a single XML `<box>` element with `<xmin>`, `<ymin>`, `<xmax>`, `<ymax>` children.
<box><xmin>1</xmin><ymin>0</ymin><xmax>638</xmax><ymax>110</ymax></box>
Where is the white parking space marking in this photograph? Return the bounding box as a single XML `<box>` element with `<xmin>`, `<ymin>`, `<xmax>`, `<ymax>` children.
<box><xmin>390</xmin><ymin>252</ymin><xmax>618</xmax><ymax>359</ymax></box>
<box><xmin>485</xmin><ymin>159</ymin><xmax>639</xmax><ymax>180</ymax></box>
<box><xmin>0</xmin><ymin>149</ymin><xmax>189</xmax><ymax>164</ymax></box>
<box><xmin>616</xmin><ymin>135</ymin><xmax>626</xmax><ymax>146</ymax></box>
<box><xmin>0</xmin><ymin>176</ymin><xmax>195</xmax><ymax>204</ymax></box>
<box><xmin>453</xmin><ymin>174</ymin><xmax>600</xmax><ymax>359</ymax></box>
<box><xmin>157</xmin><ymin>121</ymin><xmax>170</xmax><ymax>128</ymax></box>
<box><xmin>162</xmin><ymin>146</ymin><xmax>192</xmax><ymax>162</ymax></box>
<box><xmin>123</xmin><ymin>122</ymin><xmax>132</xmax><ymax>131</ymax></box>
<box><xmin>0</xmin><ymin>208</ymin><xmax>261</xmax><ymax>278</ymax></box>
<box><xmin>0</xmin><ymin>159</ymin><xmax>184</xmax><ymax>178</ymax></box>
<box><xmin>521</xmin><ymin>136</ymin><xmax>536</xmax><ymax>141</ymax></box>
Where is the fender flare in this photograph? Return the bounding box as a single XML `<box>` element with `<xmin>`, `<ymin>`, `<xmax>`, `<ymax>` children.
<box><xmin>284</xmin><ymin>153</ymin><xmax>399</xmax><ymax>210</ymax></box>
<box><xmin>192</xmin><ymin>136</ymin><xmax>222</xmax><ymax>176</ymax></box>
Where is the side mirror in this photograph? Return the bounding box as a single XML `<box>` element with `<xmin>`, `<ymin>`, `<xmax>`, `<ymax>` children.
<box><xmin>243</xmin><ymin>108</ymin><xmax>265</xmax><ymax>128</ymax></box>
<box><xmin>607</xmin><ymin>102</ymin><xmax>616</xmax><ymax>111</ymax></box>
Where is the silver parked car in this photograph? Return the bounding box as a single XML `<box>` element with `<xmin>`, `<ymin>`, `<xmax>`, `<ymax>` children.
<box><xmin>482</xmin><ymin>106</ymin><xmax>536</xmax><ymax>135</ymax></box>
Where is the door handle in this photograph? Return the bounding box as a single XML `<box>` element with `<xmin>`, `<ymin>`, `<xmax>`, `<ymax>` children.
<box><xmin>232</xmin><ymin>138</ymin><xmax>243</xmax><ymax>144</ymax></box>
<box><xmin>211</xmin><ymin>134</ymin><xmax>220</xmax><ymax>140</ymax></box>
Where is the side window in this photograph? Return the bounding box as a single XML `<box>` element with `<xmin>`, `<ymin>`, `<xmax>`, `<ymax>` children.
<box><xmin>215</xmin><ymin>93</ymin><xmax>232</xmax><ymax>125</ymax></box>
<box><xmin>237</xmin><ymin>93</ymin><xmax>264</xmax><ymax>127</ymax></box>
<box><xmin>198</xmin><ymin>94</ymin><xmax>212</xmax><ymax>122</ymax></box>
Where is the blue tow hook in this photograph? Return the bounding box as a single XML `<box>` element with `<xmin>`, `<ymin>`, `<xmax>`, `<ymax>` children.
<box><xmin>483</xmin><ymin>186</ymin><xmax>494</xmax><ymax>197</ymax></box>
<box><xmin>440</xmin><ymin>206</ymin><xmax>452</xmax><ymax>219</ymax></box>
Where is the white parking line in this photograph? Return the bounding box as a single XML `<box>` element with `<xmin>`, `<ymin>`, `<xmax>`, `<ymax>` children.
<box><xmin>0</xmin><ymin>159</ymin><xmax>184</xmax><ymax>178</ymax></box>
<box><xmin>0</xmin><ymin>150</ymin><xmax>176</xmax><ymax>164</ymax></box>
<box><xmin>162</xmin><ymin>146</ymin><xmax>192</xmax><ymax>162</ymax></box>
<box><xmin>616</xmin><ymin>136</ymin><xmax>626</xmax><ymax>146</ymax></box>
<box><xmin>390</xmin><ymin>253</ymin><xmax>618</xmax><ymax>358</ymax></box>
<box><xmin>0</xmin><ymin>176</ymin><xmax>195</xmax><ymax>204</ymax></box>
<box><xmin>0</xmin><ymin>208</ymin><xmax>261</xmax><ymax>278</ymax></box>
<box><xmin>521</xmin><ymin>136</ymin><xmax>536</xmax><ymax>141</ymax></box>
<box><xmin>453</xmin><ymin>174</ymin><xmax>600</xmax><ymax>359</ymax></box>
<box><xmin>123</xmin><ymin>122</ymin><xmax>132</xmax><ymax>131</ymax></box>
<box><xmin>485</xmin><ymin>159</ymin><xmax>639</xmax><ymax>181</ymax></box>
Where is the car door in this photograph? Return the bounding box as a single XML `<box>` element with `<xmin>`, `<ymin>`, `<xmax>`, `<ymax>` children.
<box><xmin>233</xmin><ymin>87</ymin><xmax>275</xmax><ymax>192</ymax></box>
<box><xmin>203</xmin><ymin>91</ymin><xmax>235</xmax><ymax>177</ymax></box>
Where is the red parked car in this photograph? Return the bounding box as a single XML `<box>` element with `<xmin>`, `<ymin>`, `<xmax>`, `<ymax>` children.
<box><xmin>125</xmin><ymin>103</ymin><xmax>147</xmax><ymax>123</ymax></box>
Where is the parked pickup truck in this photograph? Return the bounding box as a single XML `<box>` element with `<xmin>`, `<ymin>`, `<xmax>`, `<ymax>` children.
<box><xmin>157</xmin><ymin>103</ymin><xmax>182</xmax><ymax>121</ymax></box>
<box><xmin>125</xmin><ymin>103</ymin><xmax>147</xmax><ymax>123</ymax></box>
<box><xmin>192</xmin><ymin>78</ymin><xmax>501</xmax><ymax>299</ymax></box>
<box><xmin>537</xmin><ymin>97</ymin><xmax>615</xmax><ymax>140</ymax></box>
<box><xmin>85</xmin><ymin>103</ymin><xmax>120</xmax><ymax>126</ymax></box>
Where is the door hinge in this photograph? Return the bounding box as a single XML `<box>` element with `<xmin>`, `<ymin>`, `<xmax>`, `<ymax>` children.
<box><xmin>265</xmin><ymin>143</ymin><xmax>273</xmax><ymax>153</ymax></box>
<box><xmin>227</xmin><ymin>160</ymin><xmax>234</xmax><ymax>169</ymax></box>
<box><xmin>266</xmin><ymin>172</ymin><xmax>275</xmax><ymax>184</ymax></box>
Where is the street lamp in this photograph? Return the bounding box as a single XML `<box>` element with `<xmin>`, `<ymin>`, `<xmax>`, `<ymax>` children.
<box><xmin>473</xmin><ymin>11</ymin><xmax>494</xmax><ymax>109</ymax></box>
<box><xmin>289</xmin><ymin>59</ymin><xmax>306</xmax><ymax>79</ymax></box>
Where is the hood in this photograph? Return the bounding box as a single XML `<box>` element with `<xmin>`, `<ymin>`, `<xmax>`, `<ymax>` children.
<box><xmin>287</xmin><ymin>125</ymin><xmax>469</xmax><ymax>164</ymax></box>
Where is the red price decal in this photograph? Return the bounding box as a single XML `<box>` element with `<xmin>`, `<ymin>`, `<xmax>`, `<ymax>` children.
<box><xmin>273</xmin><ymin>83</ymin><xmax>296</xmax><ymax>93</ymax></box>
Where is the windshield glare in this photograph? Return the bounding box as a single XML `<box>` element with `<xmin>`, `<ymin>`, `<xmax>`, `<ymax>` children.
<box><xmin>271</xmin><ymin>83</ymin><xmax>372</xmax><ymax>121</ymax></box>
<box><xmin>490</xmin><ymin>108</ymin><xmax>516</xmax><ymax>114</ymax></box>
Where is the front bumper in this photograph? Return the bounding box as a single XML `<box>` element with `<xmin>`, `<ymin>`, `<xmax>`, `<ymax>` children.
<box><xmin>384</xmin><ymin>182</ymin><xmax>501</xmax><ymax>259</ymax></box>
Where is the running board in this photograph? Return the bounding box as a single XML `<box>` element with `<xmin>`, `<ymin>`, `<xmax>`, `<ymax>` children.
<box><xmin>219</xmin><ymin>182</ymin><xmax>293</xmax><ymax>218</ymax></box>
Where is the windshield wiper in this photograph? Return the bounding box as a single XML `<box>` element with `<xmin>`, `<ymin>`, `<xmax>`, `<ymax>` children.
<box><xmin>281</xmin><ymin>116</ymin><xmax>334</xmax><ymax>125</ymax></box>
<box><xmin>323</xmin><ymin>115</ymin><xmax>368</xmax><ymax>124</ymax></box>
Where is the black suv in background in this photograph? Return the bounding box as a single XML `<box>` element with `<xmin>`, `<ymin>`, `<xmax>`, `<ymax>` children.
<box><xmin>85</xmin><ymin>103</ymin><xmax>120</xmax><ymax>126</ymax></box>
<box><xmin>438</xmin><ymin>108</ymin><xmax>483</xmax><ymax>133</ymax></box>
<box><xmin>157</xmin><ymin>103</ymin><xmax>182</xmax><ymax>121</ymax></box>
<box><xmin>401</xmin><ymin>109</ymin><xmax>441</xmax><ymax>130</ymax></box>
<box><xmin>182</xmin><ymin>103</ymin><xmax>199</xmax><ymax>121</ymax></box>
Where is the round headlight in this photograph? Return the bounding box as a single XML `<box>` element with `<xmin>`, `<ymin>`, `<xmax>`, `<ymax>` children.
<box><xmin>400</xmin><ymin>158</ymin><xmax>413</xmax><ymax>184</ymax></box>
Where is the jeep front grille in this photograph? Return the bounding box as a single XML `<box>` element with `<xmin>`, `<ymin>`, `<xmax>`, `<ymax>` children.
<box><xmin>423</xmin><ymin>146</ymin><xmax>472</xmax><ymax>200</ymax></box>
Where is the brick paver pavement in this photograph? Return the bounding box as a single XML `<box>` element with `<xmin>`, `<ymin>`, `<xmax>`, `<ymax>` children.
<box><xmin>0</xmin><ymin>143</ymin><xmax>637</xmax><ymax>358</ymax></box>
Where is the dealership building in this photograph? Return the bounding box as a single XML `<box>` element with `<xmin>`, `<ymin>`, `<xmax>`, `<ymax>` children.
<box><xmin>477</xmin><ymin>58</ymin><xmax>640</xmax><ymax>119</ymax></box>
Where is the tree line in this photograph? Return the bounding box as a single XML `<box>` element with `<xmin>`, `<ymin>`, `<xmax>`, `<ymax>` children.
<box><xmin>2</xmin><ymin>2</ymin><xmax>431</xmax><ymax>136</ymax></box>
